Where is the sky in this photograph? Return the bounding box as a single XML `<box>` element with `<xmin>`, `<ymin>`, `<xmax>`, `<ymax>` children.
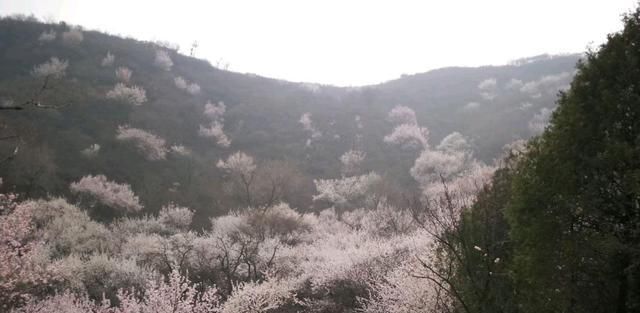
<box><xmin>1</xmin><ymin>0</ymin><xmax>637</xmax><ymax>86</ymax></box>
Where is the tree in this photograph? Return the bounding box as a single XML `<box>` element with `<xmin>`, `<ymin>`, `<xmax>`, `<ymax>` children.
<box><xmin>217</xmin><ymin>152</ymin><xmax>257</xmax><ymax>207</ymax></box>
<box><xmin>505</xmin><ymin>8</ymin><xmax>640</xmax><ymax>313</ymax></box>
<box><xmin>101</xmin><ymin>51</ymin><xmax>115</xmax><ymax>67</ymax></box>
<box><xmin>61</xmin><ymin>28</ymin><xmax>83</xmax><ymax>45</ymax></box>
<box><xmin>115</xmin><ymin>67</ymin><xmax>132</xmax><ymax>83</ymax></box>
<box><xmin>154</xmin><ymin>50</ymin><xmax>173</xmax><ymax>71</ymax></box>
<box><xmin>0</xmin><ymin>57</ymin><xmax>69</xmax><ymax>110</ymax></box>
<box><xmin>106</xmin><ymin>83</ymin><xmax>147</xmax><ymax>106</ymax></box>
<box><xmin>70</xmin><ymin>174</ymin><xmax>143</xmax><ymax>213</ymax></box>
<box><xmin>0</xmin><ymin>194</ymin><xmax>58</xmax><ymax>310</ymax></box>
<box><xmin>115</xmin><ymin>126</ymin><xmax>167</xmax><ymax>160</ymax></box>
<box><xmin>199</xmin><ymin>101</ymin><xmax>230</xmax><ymax>147</ymax></box>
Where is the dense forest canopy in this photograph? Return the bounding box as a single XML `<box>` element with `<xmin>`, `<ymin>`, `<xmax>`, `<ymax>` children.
<box><xmin>1</xmin><ymin>4</ymin><xmax>639</xmax><ymax>313</ymax></box>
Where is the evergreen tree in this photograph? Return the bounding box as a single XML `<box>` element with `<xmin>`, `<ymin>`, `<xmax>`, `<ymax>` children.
<box><xmin>506</xmin><ymin>8</ymin><xmax>640</xmax><ymax>313</ymax></box>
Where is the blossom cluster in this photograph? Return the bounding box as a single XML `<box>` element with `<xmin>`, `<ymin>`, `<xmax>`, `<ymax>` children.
<box><xmin>199</xmin><ymin>101</ymin><xmax>230</xmax><ymax>147</ymax></box>
<box><xmin>69</xmin><ymin>174</ymin><xmax>143</xmax><ymax>213</ymax></box>
<box><xmin>32</xmin><ymin>57</ymin><xmax>68</xmax><ymax>79</ymax></box>
<box><xmin>106</xmin><ymin>83</ymin><xmax>147</xmax><ymax>106</ymax></box>
<box><xmin>174</xmin><ymin>76</ymin><xmax>201</xmax><ymax>95</ymax></box>
<box><xmin>116</xmin><ymin>125</ymin><xmax>167</xmax><ymax>160</ymax></box>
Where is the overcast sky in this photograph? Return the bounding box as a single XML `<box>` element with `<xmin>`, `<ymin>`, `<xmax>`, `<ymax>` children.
<box><xmin>1</xmin><ymin>0</ymin><xmax>637</xmax><ymax>86</ymax></box>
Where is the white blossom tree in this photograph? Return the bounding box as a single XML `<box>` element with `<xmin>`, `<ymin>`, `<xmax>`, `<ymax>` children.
<box><xmin>115</xmin><ymin>67</ymin><xmax>132</xmax><ymax>83</ymax></box>
<box><xmin>221</xmin><ymin>279</ymin><xmax>294</xmax><ymax>313</ymax></box>
<box><xmin>154</xmin><ymin>50</ymin><xmax>173</xmax><ymax>71</ymax></box>
<box><xmin>116</xmin><ymin>269</ymin><xmax>220</xmax><ymax>313</ymax></box>
<box><xmin>106</xmin><ymin>83</ymin><xmax>147</xmax><ymax>106</ymax></box>
<box><xmin>388</xmin><ymin>105</ymin><xmax>418</xmax><ymax>125</ymax></box>
<box><xmin>313</xmin><ymin>172</ymin><xmax>382</xmax><ymax>207</ymax></box>
<box><xmin>69</xmin><ymin>174</ymin><xmax>143</xmax><ymax>213</ymax></box>
<box><xmin>61</xmin><ymin>28</ymin><xmax>83</xmax><ymax>45</ymax></box>
<box><xmin>101</xmin><ymin>51</ymin><xmax>115</xmax><ymax>67</ymax></box>
<box><xmin>158</xmin><ymin>203</ymin><xmax>194</xmax><ymax>231</ymax></box>
<box><xmin>186</xmin><ymin>83</ymin><xmax>201</xmax><ymax>95</ymax></box>
<box><xmin>217</xmin><ymin>152</ymin><xmax>257</xmax><ymax>206</ymax></box>
<box><xmin>478</xmin><ymin>78</ymin><xmax>497</xmax><ymax>101</ymax></box>
<box><xmin>81</xmin><ymin>144</ymin><xmax>100</xmax><ymax>158</ymax></box>
<box><xmin>0</xmin><ymin>57</ymin><xmax>72</xmax><ymax>110</ymax></box>
<box><xmin>37</xmin><ymin>29</ymin><xmax>56</xmax><ymax>42</ymax></box>
<box><xmin>384</xmin><ymin>105</ymin><xmax>429</xmax><ymax>150</ymax></box>
<box><xmin>174</xmin><ymin>76</ymin><xmax>200</xmax><ymax>95</ymax></box>
<box><xmin>174</xmin><ymin>76</ymin><xmax>188</xmax><ymax>89</ymax></box>
<box><xmin>528</xmin><ymin>107</ymin><xmax>553</xmax><ymax>134</ymax></box>
<box><xmin>199</xmin><ymin>101</ymin><xmax>230</xmax><ymax>147</ymax></box>
<box><xmin>199</xmin><ymin>122</ymin><xmax>231</xmax><ymax>147</ymax></box>
<box><xmin>116</xmin><ymin>125</ymin><xmax>167</xmax><ymax>160</ymax></box>
<box><xmin>32</xmin><ymin>57</ymin><xmax>68</xmax><ymax>79</ymax></box>
<box><xmin>340</xmin><ymin>149</ymin><xmax>366</xmax><ymax>176</ymax></box>
<box><xmin>169</xmin><ymin>144</ymin><xmax>191</xmax><ymax>156</ymax></box>
<box><xmin>299</xmin><ymin>112</ymin><xmax>322</xmax><ymax>146</ymax></box>
<box><xmin>384</xmin><ymin>123</ymin><xmax>429</xmax><ymax>150</ymax></box>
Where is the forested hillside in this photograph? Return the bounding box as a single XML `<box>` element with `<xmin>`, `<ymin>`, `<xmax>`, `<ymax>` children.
<box><xmin>0</xmin><ymin>16</ymin><xmax>577</xmax><ymax>223</ymax></box>
<box><xmin>3</xmin><ymin>6</ymin><xmax>638</xmax><ymax>313</ymax></box>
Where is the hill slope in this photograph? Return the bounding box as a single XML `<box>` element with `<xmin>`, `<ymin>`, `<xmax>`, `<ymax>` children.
<box><xmin>0</xmin><ymin>17</ymin><xmax>580</xmax><ymax>222</ymax></box>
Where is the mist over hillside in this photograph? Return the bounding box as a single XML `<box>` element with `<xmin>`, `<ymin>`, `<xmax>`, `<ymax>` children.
<box><xmin>2</xmin><ymin>4</ymin><xmax>639</xmax><ymax>313</ymax></box>
<box><xmin>0</xmin><ymin>17</ymin><xmax>578</xmax><ymax>223</ymax></box>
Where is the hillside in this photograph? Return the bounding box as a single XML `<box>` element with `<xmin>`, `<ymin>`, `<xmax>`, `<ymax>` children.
<box><xmin>3</xmin><ymin>5</ymin><xmax>640</xmax><ymax>313</ymax></box>
<box><xmin>0</xmin><ymin>17</ymin><xmax>579</xmax><ymax>222</ymax></box>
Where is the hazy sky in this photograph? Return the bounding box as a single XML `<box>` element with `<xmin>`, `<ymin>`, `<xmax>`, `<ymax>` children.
<box><xmin>1</xmin><ymin>0</ymin><xmax>637</xmax><ymax>86</ymax></box>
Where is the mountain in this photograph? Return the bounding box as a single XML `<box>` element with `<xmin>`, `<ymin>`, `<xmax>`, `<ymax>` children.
<box><xmin>0</xmin><ymin>16</ymin><xmax>580</xmax><ymax>224</ymax></box>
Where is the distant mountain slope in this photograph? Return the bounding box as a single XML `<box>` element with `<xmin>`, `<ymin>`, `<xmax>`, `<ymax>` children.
<box><xmin>0</xmin><ymin>17</ymin><xmax>580</xmax><ymax>222</ymax></box>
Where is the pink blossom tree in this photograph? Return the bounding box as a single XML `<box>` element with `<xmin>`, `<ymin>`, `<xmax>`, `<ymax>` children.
<box><xmin>0</xmin><ymin>194</ymin><xmax>58</xmax><ymax>310</ymax></box>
